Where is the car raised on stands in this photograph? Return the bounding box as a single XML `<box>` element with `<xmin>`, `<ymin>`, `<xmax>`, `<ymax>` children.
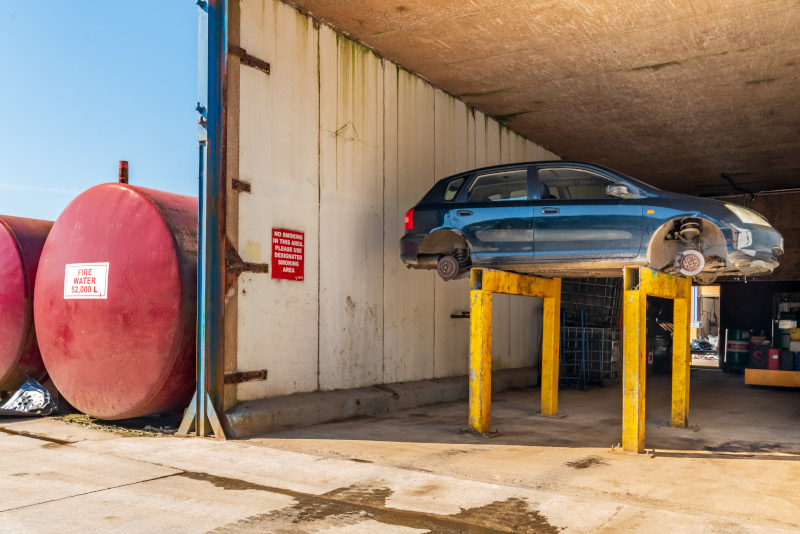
<box><xmin>400</xmin><ymin>161</ymin><xmax>783</xmax><ymax>283</ymax></box>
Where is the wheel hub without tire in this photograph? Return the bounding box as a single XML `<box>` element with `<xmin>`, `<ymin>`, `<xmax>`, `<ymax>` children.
<box><xmin>681</xmin><ymin>254</ymin><xmax>700</xmax><ymax>271</ymax></box>
<box><xmin>437</xmin><ymin>255</ymin><xmax>459</xmax><ymax>281</ymax></box>
<box><xmin>674</xmin><ymin>249</ymin><xmax>705</xmax><ymax>277</ymax></box>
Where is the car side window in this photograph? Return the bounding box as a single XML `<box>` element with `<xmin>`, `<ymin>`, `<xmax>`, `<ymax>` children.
<box><xmin>537</xmin><ymin>168</ymin><xmax>640</xmax><ymax>200</ymax></box>
<box><xmin>468</xmin><ymin>169</ymin><xmax>528</xmax><ymax>202</ymax></box>
<box><xmin>443</xmin><ymin>177</ymin><xmax>466</xmax><ymax>201</ymax></box>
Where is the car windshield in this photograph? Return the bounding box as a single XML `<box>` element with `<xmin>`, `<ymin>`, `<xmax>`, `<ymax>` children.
<box><xmin>599</xmin><ymin>165</ymin><xmax>661</xmax><ymax>192</ymax></box>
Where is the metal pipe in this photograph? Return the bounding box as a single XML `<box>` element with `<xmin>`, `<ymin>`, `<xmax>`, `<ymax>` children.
<box><xmin>712</xmin><ymin>188</ymin><xmax>800</xmax><ymax>200</ymax></box>
<box><xmin>118</xmin><ymin>161</ymin><xmax>129</xmax><ymax>184</ymax></box>
<box><xmin>720</xmin><ymin>173</ymin><xmax>754</xmax><ymax>200</ymax></box>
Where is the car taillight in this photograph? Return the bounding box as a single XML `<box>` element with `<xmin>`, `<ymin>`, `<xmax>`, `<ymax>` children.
<box><xmin>404</xmin><ymin>208</ymin><xmax>414</xmax><ymax>231</ymax></box>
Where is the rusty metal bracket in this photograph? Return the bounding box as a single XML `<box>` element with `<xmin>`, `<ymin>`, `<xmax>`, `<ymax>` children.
<box><xmin>228</xmin><ymin>44</ymin><xmax>270</xmax><ymax>75</ymax></box>
<box><xmin>231</xmin><ymin>178</ymin><xmax>251</xmax><ymax>193</ymax></box>
<box><xmin>224</xmin><ymin>370</ymin><xmax>268</xmax><ymax>385</ymax></box>
<box><xmin>226</xmin><ymin>238</ymin><xmax>269</xmax><ymax>292</ymax></box>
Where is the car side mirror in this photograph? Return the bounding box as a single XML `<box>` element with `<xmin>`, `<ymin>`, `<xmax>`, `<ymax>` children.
<box><xmin>606</xmin><ymin>184</ymin><xmax>629</xmax><ymax>198</ymax></box>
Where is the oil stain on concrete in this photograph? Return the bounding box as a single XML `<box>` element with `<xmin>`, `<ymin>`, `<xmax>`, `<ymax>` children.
<box><xmin>188</xmin><ymin>471</ymin><xmax>560</xmax><ymax>533</ymax></box>
<box><xmin>705</xmin><ymin>441</ymin><xmax>787</xmax><ymax>453</ymax></box>
<box><xmin>565</xmin><ymin>455</ymin><xmax>608</xmax><ymax>469</ymax></box>
<box><xmin>452</xmin><ymin>498</ymin><xmax>560</xmax><ymax>534</ymax></box>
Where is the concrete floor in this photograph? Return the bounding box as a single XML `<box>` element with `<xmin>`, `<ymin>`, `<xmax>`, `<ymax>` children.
<box><xmin>1</xmin><ymin>369</ymin><xmax>798</xmax><ymax>533</ymax></box>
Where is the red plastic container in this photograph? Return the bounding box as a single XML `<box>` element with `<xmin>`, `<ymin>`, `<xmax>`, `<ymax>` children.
<box><xmin>0</xmin><ymin>215</ymin><xmax>53</xmax><ymax>390</ymax></box>
<box><xmin>34</xmin><ymin>184</ymin><xmax>197</xmax><ymax>419</ymax></box>
<box><xmin>767</xmin><ymin>348</ymin><xmax>781</xmax><ymax>371</ymax></box>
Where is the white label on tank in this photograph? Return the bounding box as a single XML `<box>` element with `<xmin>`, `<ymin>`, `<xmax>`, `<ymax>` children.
<box><xmin>64</xmin><ymin>263</ymin><xmax>110</xmax><ymax>299</ymax></box>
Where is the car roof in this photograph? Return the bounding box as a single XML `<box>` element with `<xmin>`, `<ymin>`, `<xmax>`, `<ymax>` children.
<box><xmin>433</xmin><ymin>160</ymin><xmax>661</xmax><ymax>193</ymax></box>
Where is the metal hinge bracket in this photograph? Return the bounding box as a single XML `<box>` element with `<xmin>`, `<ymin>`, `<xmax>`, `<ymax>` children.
<box><xmin>224</xmin><ymin>370</ymin><xmax>268</xmax><ymax>385</ymax></box>
<box><xmin>232</xmin><ymin>178</ymin><xmax>251</xmax><ymax>193</ymax></box>
<box><xmin>226</xmin><ymin>238</ymin><xmax>269</xmax><ymax>292</ymax></box>
<box><xmin>228</xmin><ymin>45</ymin><xmax>270</xmax><ymax>75</ymax></box>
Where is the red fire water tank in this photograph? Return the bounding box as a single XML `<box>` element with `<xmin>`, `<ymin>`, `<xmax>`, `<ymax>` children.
<box><xmin>34</xmin><ymin>184</ymin><xmax>197</xmax><ymax>419</ymax></box>
<box><xmin>0</xmin><ymin>215</ymin><xmax>53</xmax><ymax>391</ymax></box>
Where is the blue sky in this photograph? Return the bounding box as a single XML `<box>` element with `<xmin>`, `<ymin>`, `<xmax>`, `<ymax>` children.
<box><xmin>0</xmin><ymin>2</ymin><xmax>198</xmax><ymax>221</ymax></box>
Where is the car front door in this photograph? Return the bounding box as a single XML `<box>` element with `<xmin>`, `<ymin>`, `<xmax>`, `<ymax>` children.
<box><xmin>532</xmin><ymin>165</ymin><xmax>643</xmax><ymax>262</ymax></box>
<box><xmin>451</xmin><ymin>166</ymin><xmax>534</xmax><ymax>265</ymax></box>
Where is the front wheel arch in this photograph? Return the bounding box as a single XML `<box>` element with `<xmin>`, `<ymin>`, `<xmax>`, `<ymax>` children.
<box><xmin>646</xmin><ymin>217</ymin><xmax>727</xmax><ymax>272</ymax></box>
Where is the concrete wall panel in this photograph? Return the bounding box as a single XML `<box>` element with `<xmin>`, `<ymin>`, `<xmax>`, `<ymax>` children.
<box><xmin>433</xmin><ymin>91</ymin><xmax>473</xmax><ymax>378</ymax></box>
<box><xmin>541</xmin><ymin>147</ymin><xmax>561</xmax><ymax>161</ymax></box>
<box><xmin>485</xmin><ymin>119</ymin><xmax>501</xmax><ymax>166</ymax></box>
<box><xmin>508</xmin><ymin>296</ymin><xmax>545</xmax><ymax>371</ymax></box>
<box><xmin>510</xmin><ymin>133</ymin><xmax>529</xmax><ymax>164</ymax></box>
<box><xmin>236</xmin><ymin>1</ymin><xmax>320</xmax><ymax>399</ymax></box>
<box><xmin>523</xmin><ymin>141</ymin><xmax>537</xmax><ymax>162</ymax></box>
<box><xmin>387</xmin><ymin>69</ymin><xmax>436</xmax><ymax>383</ymax></box>
<box><xmin>499</xmin><ymin>127</ymin><xmax>512</xmax><ymax>164</ymax></box>
<box><xmin>382</xmin><ymin>61</ymin><xmax>401</xmax><ymax>385</ymax></box>
<box><xmin>466</xmin><ymin>109</ymin><xmax>477</xmax><ymax>171</ymax></box>
<box><xmin>474</xmin><ymin>111</ymin><xmax>487</xmax><ymax>168</ymax></box>
<box><xmin>318</xmin><ymin>32</ymin><xmax>386</xmax><ymax>390</ymax></box>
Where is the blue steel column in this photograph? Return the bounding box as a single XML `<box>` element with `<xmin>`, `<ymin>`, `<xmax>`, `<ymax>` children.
<box><xmin>179</xmin><ymin>0</ymin><xmax>228</xmax><ymax>438</ymax></box>
<box><xmin>206</xmin><ymin>0</ymin><xmax>228</xmax><ymax>437</ymax></box>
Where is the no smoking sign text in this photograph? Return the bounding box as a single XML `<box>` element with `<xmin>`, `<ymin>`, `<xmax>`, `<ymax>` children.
<box><xmin>272</xmin><ymin>228</ymin><xmax>304</xmax><ymax>281</ymax></box>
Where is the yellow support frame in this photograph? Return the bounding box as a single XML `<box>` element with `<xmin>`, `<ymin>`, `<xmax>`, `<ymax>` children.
<box><xmin>469</xmin><ymin>268</ymin><xmax>561</xmax><ymax>434</ymax></box>
<box><xmin>745</xmin><ymin>368</ymin><xmax>800</xmax><ymax>388</ymax></box>
<box><xmin>622</xmin><ymin>267</ymin><xmax>692</xmax><ymax>453</ymax></box>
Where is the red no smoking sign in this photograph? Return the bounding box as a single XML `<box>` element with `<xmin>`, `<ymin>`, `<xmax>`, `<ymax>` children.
<box><xmin>272</xmin><ymin>228</ymin><xmax>304</xmax><ymax>281</ymax></box>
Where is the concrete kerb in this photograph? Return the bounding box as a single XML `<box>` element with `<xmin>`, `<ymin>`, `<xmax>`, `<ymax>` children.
<box><xmin>226</xmin><ymin>368</ymin><xmax>539</xmax><ymax>438</ymax></box>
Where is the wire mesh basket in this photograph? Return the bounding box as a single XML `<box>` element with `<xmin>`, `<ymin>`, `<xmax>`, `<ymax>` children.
<box><xmin>561</xmin><ymin>277</ymin><xmax>622</xmax><ymax>328</ymax></box>
<box><xmin>560</xmin><ymin>324</ymin><xmax>621</xmax><ymax>388</ymax></box>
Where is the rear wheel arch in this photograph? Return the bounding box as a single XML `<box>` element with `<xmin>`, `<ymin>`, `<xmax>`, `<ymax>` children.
<box><xmin>418</xmin><ymin>229</ymin><xmax>472</xmax><ymax>258</ymax></box>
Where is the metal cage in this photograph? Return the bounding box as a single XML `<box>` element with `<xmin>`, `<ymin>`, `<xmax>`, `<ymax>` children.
<box><xmin>560</xmin><ymin>277</ymin><xmax>622</xmax><ymax>328</ymax></box>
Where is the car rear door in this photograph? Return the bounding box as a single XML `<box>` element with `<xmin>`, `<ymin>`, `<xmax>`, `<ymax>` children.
<box><xmin>450</xmin><ymin>165</ymin><xmax>535</xmax><ymax>265</ymax></box>
<box><xmin>531</xmin><ymin>165</ymin><xmax>643</xmax><ymax>262</ymax></box>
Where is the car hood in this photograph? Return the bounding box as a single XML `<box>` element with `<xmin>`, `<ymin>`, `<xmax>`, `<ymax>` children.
<box><xmin>649</xmin><ymin>190</ymin><xmax>769</xmax><ymax>228</ymax></box>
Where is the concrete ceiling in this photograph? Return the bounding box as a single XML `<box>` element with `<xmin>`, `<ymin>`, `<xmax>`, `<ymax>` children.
<box><xmin>287</xmin><ymin>0</ymin><xmax>799</xmax><ymax>196</ymax></box>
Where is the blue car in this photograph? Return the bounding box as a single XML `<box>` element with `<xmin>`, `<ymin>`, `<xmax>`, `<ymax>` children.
<box><xmin>400</xmin><ymin>161</ymin><xmax>783</xmax><ymax>283</ymax></box>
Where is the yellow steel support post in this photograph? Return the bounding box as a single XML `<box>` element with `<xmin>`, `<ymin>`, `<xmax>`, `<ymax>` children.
<box><xmin>469</xmin><ymin>283</ymin><xmax>493</xmax><ymax>434</ymax></box>
<box><xmin>622</xmin><ymin>267</ymin><xmax>648</xmax><ymax>453</ymax></box>
<box><xmin>671</xmin><ymin>277</ymin><xmax>692</xmax><ymax>428</ymax></box>
<box><xmin>622</xmin><ymin>267</ymin><xmax>693</xmax><ymax>452</ymax></box>
<box><xmin>468</xmin><ymin>269</ymin><xmax>561</xmax><ymax>434</ymax></box>
<box><xmin>540</xmin><ymin>278</ymin><xmax>561</xmax><ymax>415</ymax></box>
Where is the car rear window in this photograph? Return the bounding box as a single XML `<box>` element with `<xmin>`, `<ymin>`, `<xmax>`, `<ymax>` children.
<box><xmin>468</xmin><ymin>169</ymin><xmax>528</xmax><ymax>202</ymax></box>
<box><xmin>443</xmin><ymin>177</ymin><xmax>466</xmax><ymax>201</ymax></box>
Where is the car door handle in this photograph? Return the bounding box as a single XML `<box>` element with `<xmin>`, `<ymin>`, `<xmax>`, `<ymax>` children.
<box><xmin>541</xmin><ymin>207</ymin><xmax>560</xmax><ymax>214</ymax></box>
<box><xmin>457</xmin><ymin>210</ymin><xmax>473</xmax><ymax>216</ymax></box>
